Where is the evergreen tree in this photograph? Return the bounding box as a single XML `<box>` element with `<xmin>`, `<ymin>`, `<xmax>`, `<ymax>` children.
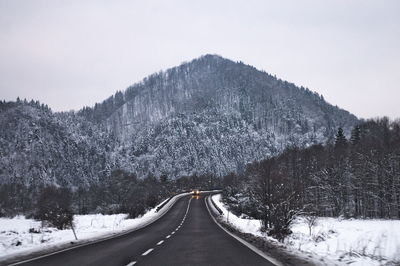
<box><xmin>350</xmin><ymin>125</ymin><xmax>361</xmax><ymax>145</ymax></box>
<box><xmin>335</xmin><ymin>127</ymin><xmax>347</xmax><ymax>148</ymax></box>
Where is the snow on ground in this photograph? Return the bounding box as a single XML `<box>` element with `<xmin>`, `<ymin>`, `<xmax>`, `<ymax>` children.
<box><xmin>212</xmin><ymin>194</ymin><xmax>400</xmax><ymax>266</ymax></box>
<box><xmin>0</xmin><ymin>212</ymin><xmax>156</xmax><ymax>259</ymax></box>
<box><xmin>288</xmin><ymin>217</ymin><xmax>400</xmax><ymax>266</ymax></box>
<box><xmin>0</xmin><ymin>193</ymin><xmax>189</xmax><ymax>261</ymax></box>
<box><xmin>211</xmin><ymin>194</ymin><xmax>269</xmax><ymax>239</ymax></box>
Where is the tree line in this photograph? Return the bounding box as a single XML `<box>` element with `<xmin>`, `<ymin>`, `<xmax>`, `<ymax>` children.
<box><xmin>0</xmin><ymin>170</ymin><xmax>221</xmax><ymax>229</ymax></box>
<box><xmin>1</xmin><ymin>115</ymin><xmax>398</xmax><ymax>241</ymax></box>
<box><xmin>222</xmin><ymin>118</ymin><xmax>400</xmax><ymax>240</ymax></box>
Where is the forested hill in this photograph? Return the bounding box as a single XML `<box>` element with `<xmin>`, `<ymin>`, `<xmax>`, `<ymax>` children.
<box><xmin>79</xmin><ymin>54</ymin><xmax>357</xmax><ymax>138</ymax></box>
<box><xmin>77</xmin><ymin>54</ymin><xmax>358</xmax><ymax>178</ymax></box>
<box><xmin>0</xmin><ymin>54</ymin><xmax>358</xmax><ymax>186</ymax></box>
<box><xmin>0</xmin><ymin>100</ymin><xmax>114</xmax><ymax>187</ymax></box>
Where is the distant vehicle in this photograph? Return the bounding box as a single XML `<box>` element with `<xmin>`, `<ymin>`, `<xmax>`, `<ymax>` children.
<box><xmin>192</xmin><ymin>189</ymin><xmax>200</xmax><ymax>195</ymax></box>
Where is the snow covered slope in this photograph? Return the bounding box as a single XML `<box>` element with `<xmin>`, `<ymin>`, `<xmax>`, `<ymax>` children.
<box><xmin>0</xmin><ymin>54</ymin><xmax>359</xmax><ymax>186</ymax></box>
<box><xmin>212</xmin><ymin>194</ymin><xmax>400</xmax><ymax>266</ymax></box>
<box><xmin>0</xmin><ymin>192</ymin><xmax>190</xmax><ymax>262</ymax></box>
<box><xmin>85</xmin><ymin>54</ymin><xmax>359</xmax><ymax>179</ymax></box>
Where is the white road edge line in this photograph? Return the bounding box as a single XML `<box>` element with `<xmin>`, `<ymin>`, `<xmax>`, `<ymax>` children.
<box><xmin>142</xmin><ymin>248</ymin><xmax>154</xmax><ymax>256</ymax></box>
<box><xmin>204</xmin><ymin>196</ymin><xmax>284</xmax><ymax>266</ymax></box>
<box><xmin>126</xmin><ymin>261</ymin><xmax>137</xmax><ymax>266</ymax></box>
<box><xmin>7</xmin><ymin>192</ymin><xmax>193</xmax><ymax>266</ymax></box>
<box><xmin>157</xmin><ymin>240</ymin><xmax>164</xmax><ymax>245</ymax></box>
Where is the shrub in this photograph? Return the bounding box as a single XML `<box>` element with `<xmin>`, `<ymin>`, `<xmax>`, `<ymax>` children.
<box><xmin>35</xmin><ymin>186</ymin><xmax>73</xmax><ymax>230</ymax></box>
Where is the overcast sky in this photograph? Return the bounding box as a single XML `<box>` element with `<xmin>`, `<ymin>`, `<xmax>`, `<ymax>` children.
<box><xmin>0</xmin><ymin>0</ymin><xmax>399</xmax><ymax>119</ymax></box>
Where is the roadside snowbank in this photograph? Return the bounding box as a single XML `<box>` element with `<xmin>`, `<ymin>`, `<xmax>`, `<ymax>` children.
<box><xmin>288</xmin><ymin>217</ymin><xmax>400</xmax><ymax>266</ymax></box>
<box><xmin>0</xmin><ymin>192</ymin><xmax>190</xmax><ymax>262</ymax></box>
<box><xmin>211</xmin><ymin>194</ymin><xmax>268</xmax><ymax>239</ymax></box>
<box><xmin>212</xmin><ymin>194</ymin><xmax>400</xmax><ymax>266</ymax></box>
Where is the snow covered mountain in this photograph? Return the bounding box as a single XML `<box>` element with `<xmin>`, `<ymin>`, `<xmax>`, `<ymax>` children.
<box><xmin>0</xmin><ymin>54</ymin><xmax>358</xmax><ymax>186</ymax></box>
<box><xmin>0</xmin><ymin>101</ymin><xmax>114</xmax><ymax>187</ymax></box>
<box><xmin>89</xmin><ymin>54</ymin><xmax>358</xmax><ymax>178</ymax></box>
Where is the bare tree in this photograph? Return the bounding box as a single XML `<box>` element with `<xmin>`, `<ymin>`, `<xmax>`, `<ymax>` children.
<box><xmin>304</xmin><ymin>214</ymin><xmax>318</xmax><ymax>236</ymax></box>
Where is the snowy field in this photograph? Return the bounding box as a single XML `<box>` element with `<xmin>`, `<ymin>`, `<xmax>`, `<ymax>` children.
<box><xmin>0</xmin><ymin>193</ymin><xmax>190</xmax><ymax>262</ymax></box>
<box><xmin>212</xmin><ymin>194</ymin><xmax>400</xmax><ymax>266</ymax></box>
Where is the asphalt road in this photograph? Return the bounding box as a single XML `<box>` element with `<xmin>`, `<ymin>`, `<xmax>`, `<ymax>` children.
<box><xmin>12</xmin><ymin>194</ymin><xmax>274</xmax><ymax>266</ymax></box>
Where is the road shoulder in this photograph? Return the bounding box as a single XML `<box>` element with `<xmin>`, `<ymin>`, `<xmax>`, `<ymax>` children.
<box><xmin>206</xmin><ymin>195</ymin><xmax>329</xmax><ymax>266</ymax></box>
<box><xmin>1</xmin><ymin>193</ymin><xmax>190</xmax><ymax>266</ymax></box>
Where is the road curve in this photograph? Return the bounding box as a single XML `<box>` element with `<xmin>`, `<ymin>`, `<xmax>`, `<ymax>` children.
<box><xmin>10</xmin><ymin>193</ymin><xmax>275</xmax><ymax>266</ymax></box>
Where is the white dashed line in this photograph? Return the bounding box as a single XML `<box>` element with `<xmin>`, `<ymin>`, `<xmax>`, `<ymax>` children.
<box><xmin>126</xmin><ymin>261</ymin><xmax>137</xmax><ymax>266</ymax></box>
<box><xmin>135</xmin><ymin>197</ymin><xmax>192</xmax><ymax>261</ymax></box>
<box><xmin>142</xmin><ymin>248</ymin><xmax>154</xmax><ymax>256</ymax></box>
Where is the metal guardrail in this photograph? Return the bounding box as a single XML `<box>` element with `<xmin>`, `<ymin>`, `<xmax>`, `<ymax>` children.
<box><xmin>156</xmin><ymin>196</ymin><xmax>174</xmax><ymax>212</ymax></box>
<box><xmin>209</xmin><ymin>195</ymin><xmax>223</xmax><ymax>215</ymax></box>
<box><xmin>156</xmin><ymin>190</ymin><xmax>193</xmax><ymax>212</ymax></box>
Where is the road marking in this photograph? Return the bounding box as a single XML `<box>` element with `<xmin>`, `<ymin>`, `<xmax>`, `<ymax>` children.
<box><xmin>204</xmin><ymin>196</ymin><xmax>283</xmax><ymax>266</ymax></box>
<box><xmin>8</xmin><ymin>192</ymin><xmax>195</xmax><ymax>266</ymax></box>
<box><xmin>128</xmin><ymin>198</ymin><xmax>193</xmax><ymax>262</ymax></box>
<box><xmin>142</xmin><ymin>248</ymin><xmax>154</xmax><ymax>256</ymax></box>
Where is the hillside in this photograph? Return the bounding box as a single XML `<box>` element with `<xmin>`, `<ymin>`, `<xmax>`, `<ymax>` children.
<box><xmin>83</xmin><ymin>54</ymin><xmax>358</xmax><ymax>178</ymax></box>
<box><xmin>0</xmin><ymin>55</ymin><xmax>359</xmax><ymax>185</ymax></box>
<box><xmin>0</xmin><ymin>101</ymin><xmax>114</xmax><ymax>187</ymax></box>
